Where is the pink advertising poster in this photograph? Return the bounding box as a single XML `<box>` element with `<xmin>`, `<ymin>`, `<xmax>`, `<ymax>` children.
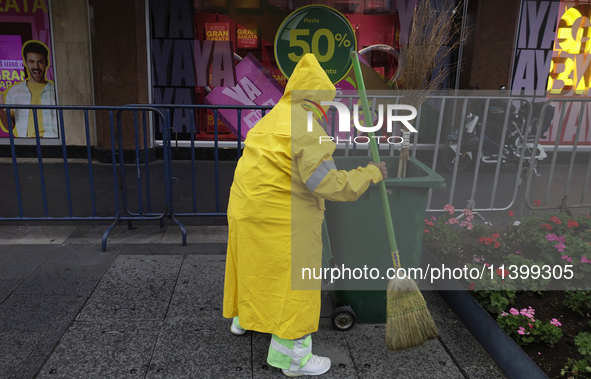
<box><xmin>0</xmin><ymin>0</ymin><xmax>58</xmax><ymax>138</ymax></box>
<box><xmin>203</xmin><ymin>54</ymin><xmax>284</xmax><ymax>139</ymax></box>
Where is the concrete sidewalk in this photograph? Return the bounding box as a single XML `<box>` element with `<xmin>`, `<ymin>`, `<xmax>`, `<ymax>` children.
<box><xmin>0</xmin><ymin>226</ymin><xmax>505</xmax><ymax>379</ymax></box>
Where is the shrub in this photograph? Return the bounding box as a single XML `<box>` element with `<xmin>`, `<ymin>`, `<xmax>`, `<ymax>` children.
<box><xmin>497</xmin><ymin>307</ymin><xmax>563</xmax><ymax>346</ymax></box>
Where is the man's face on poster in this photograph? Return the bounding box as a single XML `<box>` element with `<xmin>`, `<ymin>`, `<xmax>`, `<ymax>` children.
<box><xmin>25</xmin><ymin>52</ymin><xmax>47</xmax><ymax>84</ymax></box>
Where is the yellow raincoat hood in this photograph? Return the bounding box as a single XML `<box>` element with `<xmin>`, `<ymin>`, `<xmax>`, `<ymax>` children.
<box><xmin>283</xmin><ymin>54</ymin><xmax>336</xmax><ymax>105</ymax></box>
<box><xmin>223</xmin><ymin>54</ymin><xmax>382</xmax><ymax>340</ymax></box>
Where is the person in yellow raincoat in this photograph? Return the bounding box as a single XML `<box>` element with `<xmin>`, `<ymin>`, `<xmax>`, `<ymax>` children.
<box><xmin>223</xmin><ymin>54</ymin><xmax>387</xmax><ymax>377</ymax></box>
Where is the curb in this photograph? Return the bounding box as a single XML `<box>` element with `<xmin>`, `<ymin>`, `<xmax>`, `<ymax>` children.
<box><xmin>421</xmin><ymin>247</ymin><xmax>549</xmax><ymax>379</ymax></box>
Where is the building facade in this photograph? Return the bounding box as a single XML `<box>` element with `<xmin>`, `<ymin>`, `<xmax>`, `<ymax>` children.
<box><xmin>0</xmin><ymin>0</ymin><xmax>587</xmax><ymax>156</ymax></box>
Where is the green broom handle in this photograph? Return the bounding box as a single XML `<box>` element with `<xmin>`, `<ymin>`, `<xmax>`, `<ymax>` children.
<box><xmin>350</xmin><ymin>51</ymin><xmax>401</xmax><ymax>270</ymax></box>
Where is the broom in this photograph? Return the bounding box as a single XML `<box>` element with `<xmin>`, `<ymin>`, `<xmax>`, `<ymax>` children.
<box><xmin>350</xmin><ymin>52</ymin><xmax>438</xmax><ymax>351</ymax></box>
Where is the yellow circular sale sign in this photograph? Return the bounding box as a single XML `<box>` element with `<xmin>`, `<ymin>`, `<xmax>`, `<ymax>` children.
<box><xmin>274</xmin><ymin>5</ymin><xmax>357</xmax><ymax>84</ymax></box>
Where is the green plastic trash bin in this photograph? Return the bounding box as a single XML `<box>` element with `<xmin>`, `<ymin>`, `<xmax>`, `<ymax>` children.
<box><xmin>323</xmin><ymin>155</ymin><xmax>445</xmax><ymax>327</ymax></box>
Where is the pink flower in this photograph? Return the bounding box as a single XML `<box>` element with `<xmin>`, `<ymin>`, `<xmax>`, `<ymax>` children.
<box><xmin>515</xmin><ymin>251</ymin><xmax>522</xmax><ymax>255</ymax></box>
<box><xmin>550</xmin><ymin>216</ymin><xmax>562</xmax><ymax>224</ymax></box>
<box><xmin>447</xmin><ymin>218</ymin><xmax>459</xmax><ymax>225</ymax></box>
<box><xmin>545</xmin><ymin>234</ymin><xmax>557</xmax><ymax>241</ymax></box>
<box><xmin>518</xmin><ymin>327</ymin><xmax>529</xmax><ymax>335</ymax></box>
<box><xmin>500</xmin><ymin>312</ymin><xmax>509</xmax><ymax>316</ymax></box>
<box><xmin>556</xmin><ymin>235</ymin><xmax>566</xmax><ymax>244</ymax></box>
<box><xmin>550</xmin><ymin>318</ymin><xmax>562</xmax><ymax>327</ymax></box>
<box><xmin>431</xmin><ymin>217</ymin><xmax>437</xmax><ymax>221</ymax></box>
<box><xmin>555</xmin><ymin>244</ymin><xmax>567</xmax><ymax>253</ymax></box>
<box><xmin>510</xmin><ymin>308</ymin><xmax>519</xmax><ymax>316</ymax></box>
<box><xmin>484</xmin><ymin>263</ymin><xmax>491</xmax><ymax>267</ymax></box>
<box><xmin>582</xmin><ymin>257</ymin><xmax>590</xmax><ymax>264</ymax></box>
<box><xmin>519</xmin><ymin>307</ymin><xmax>535</xmax><ymax>320</ymax></box>
<box><xmin>444</xmin><ymin>204</ymin><xmax>455</xmax><ymax>215</ymax></box>
<box><xmin>561</xmin><ymin>255</ymin><xmax>571</xmax><ymax>262</ymax></box>
<box><xmin>424</xmin><ymin>229</ymin><xmax>429</xmax><ymax>233</ymax></box>
<box><xmin>462</xmin><ymin>209</ymin><xmax>474</xmax><ymax>222</ymax></box>
<box><xmin>460</xmin><ymin>221</ymin><xmax>473</xmax><ymax>230</ymax></box>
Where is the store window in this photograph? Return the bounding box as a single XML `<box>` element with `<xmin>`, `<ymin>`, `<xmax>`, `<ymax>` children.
<box><xmin>149</xmin><ymin>0</ymin><xmax>404</xmax><ymax>143</ymax></box>
<box><xmin>0</xmin><ymin>0</ymin><xmax>58</xmax><ymax>140</ymax></box>
<box><xmin>512</xmin><ymin>0</ymin><xmax>591</xmax><ymax>146</ymax></box>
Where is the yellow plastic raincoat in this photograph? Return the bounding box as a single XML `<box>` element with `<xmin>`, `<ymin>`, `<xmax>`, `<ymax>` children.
<box><xmin>223</xmin><ymin>54</ymin><xmax>383</xmax><ymax>340</ymax></box>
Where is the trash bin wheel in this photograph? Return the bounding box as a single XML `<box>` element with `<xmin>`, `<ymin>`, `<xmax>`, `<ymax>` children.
<box><xmin>331</xmin><ymin>306</ymin><xmax>356</xmax><ymax>331</ymax></box>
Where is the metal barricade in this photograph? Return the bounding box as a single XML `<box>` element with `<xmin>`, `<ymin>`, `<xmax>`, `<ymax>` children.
<box><xmin>0</xmin><ymin>104</ymin><xmax>177</xmax><ymax>251</ymax></box>
<box><xmin>127</xmin><ymin>104</ymin><xmax>273</xmax><ymax>220</ymax></box>
<box><xmin>5</xmin><ymin>96</ymin><xmax>587</xmax><ymax>249</ymax></box>
<box><xmin>312</xmin><ymin>94</ymin><xmax>539</xmax><ymax>216</ymax></box>
<box><xmin>135</xmin><ymin>96</ymin><xmax>545</xmax><ymax>222</ymax></box>
<box><xmin>525</xmin><ymin>99</ymin><xmax>591</xmax><ymax>215</ymax></box>
<box><xmin>420</xmin><ymin>95</ymin><xmax>535</xmax><ymax>216</ymax></box>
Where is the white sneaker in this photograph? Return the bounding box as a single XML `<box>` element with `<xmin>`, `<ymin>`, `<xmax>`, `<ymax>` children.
<box><xmin>230</xmin><ymin>323</ymin><xmax>246</xmax><ymax>336</ymax></box>
<box><xmin>282</xmin><ymin>355</ymin><xmax>331</xmax><ymax>377</ymax></box>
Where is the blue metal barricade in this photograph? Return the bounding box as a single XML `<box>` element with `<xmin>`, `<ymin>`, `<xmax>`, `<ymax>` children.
<box><xmin>3</xmin><ymin>98</ymin><xmax>588</xmax><ymax>249</ymax></box>
<box><xmin>525</xmin><ymin>99</ymin><xmax>591</xmax><ymax>214</ymax></box>
<box><xmin>127</xmin><ymin>104</ymin><xmax>273</xmax><ymax>218</ymax></box>
<box><xmin>0</xmin><ymin>104</ymin><xmax>176</xmax><ymax>251</ymax></box>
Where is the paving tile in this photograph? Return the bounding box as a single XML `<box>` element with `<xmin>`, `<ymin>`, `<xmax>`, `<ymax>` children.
<box><xmin>437</xmin><ymin>322</ymin><xmax>503</xmax><ymax>373</ymax></box>
<box><xmin>43</xmin><ymin>243</ymin><xmax>120</xmax><ymax>265</ymax></box>
<box><xmin>0</xmin><ymin>279</ymin><xmax>21</xmax><ymax>303</ymax></box>
<box><xmin>252</xmin><ymin>318</ymin><xmax>358</xmax><ymax>379</ymax></box>
<box><xmin>0</xmin><ymin>294</ymin><xmax>77</xmax><ymax>333</ymax></box>
<box><xmin>0</xmin><ymin>226</ymin><xmax>76</xmax><ymax>244</ymax></box>
<box><xmin>165</xmin><ymin>255</ymin><xmax>226</xmax><ymax>321</ymax></box>
<box><xmin>0</xmin><ymin>331</ymin><xmax>45</xmax><ymax>379</ymax></box>
<box><xmin>422</xmin><ymin>290</ymin><xmax>462</xmax><ymax>326</ymax></box>
<box><xmin>0</xmin><ymin>244</ymin><xmax>60</xmax><ymax>255</ymax></box>
<box><xmin>117</xmin><ymin>243</ymin><xmax>226</xmax><ymax>256</ymax></box>
<box><xmin>118</xmin><ymin>243</ymin><xmax>178</xmax><ymax>255</ymax></box>
<box><xmin>346</xmin><ymin>323</ymin><xmax>464</xmax><ymax>378</ymax></box>
<box><xmin>464</xmin><ymin>367</ymin><xmax>507</xmax><ymax>378</ymax></box>
<box><xmin>65</xmin><ymin>226</ymin><xmax>166</xmax><ymax>245</ymax></box>
<box><xmin>76</xmin><ymin>255</ymin><xmax>183</xmax><ymax>322</ymax></box>
<box><xmin>12</xmin><ymin>263</ymin><xmax>95</xmax><ymax>296</ymax></box>
<box><xmin>36</xmin><ymin>320</ymin><xmax>162</xmax><ymax>379</ymax></box>
<box><xmin>172</xmin><ymin>243</ymin><xmax>228</xmax><ymax>255</ymax></box>
<box><xmin>0</xmin><ymin>248</ymin><xmax>49</xmax><ymax>280</ymax></box>
<box><xmin>62</xmin><ymin>227</ymin><xmax>109</xmax><ymax>245</ymax></box>
<box><xmin>13</xmin><ymin>295</ymin><xmax>89</xmax><ymax>379</ymax></box>
<box><xmin>145</xmin><ymin>318</ymin><xmax>251</xmax><ymax>379</ymax></box>
<box><xmin>161</xmin><ymin>226</ymin><xmax>228</xmax><ymax>244</ymax></box>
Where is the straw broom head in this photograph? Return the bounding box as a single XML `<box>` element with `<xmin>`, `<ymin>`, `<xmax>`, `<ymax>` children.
<box><xmin>386</xmin><ymin>276</ymin><xmax>438</xmax><ymax>351</ymax></box>
<box><xmin>394</xmin><ymin>0</ymin><xmax>466</xmax><ymax>177</ymax></box>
